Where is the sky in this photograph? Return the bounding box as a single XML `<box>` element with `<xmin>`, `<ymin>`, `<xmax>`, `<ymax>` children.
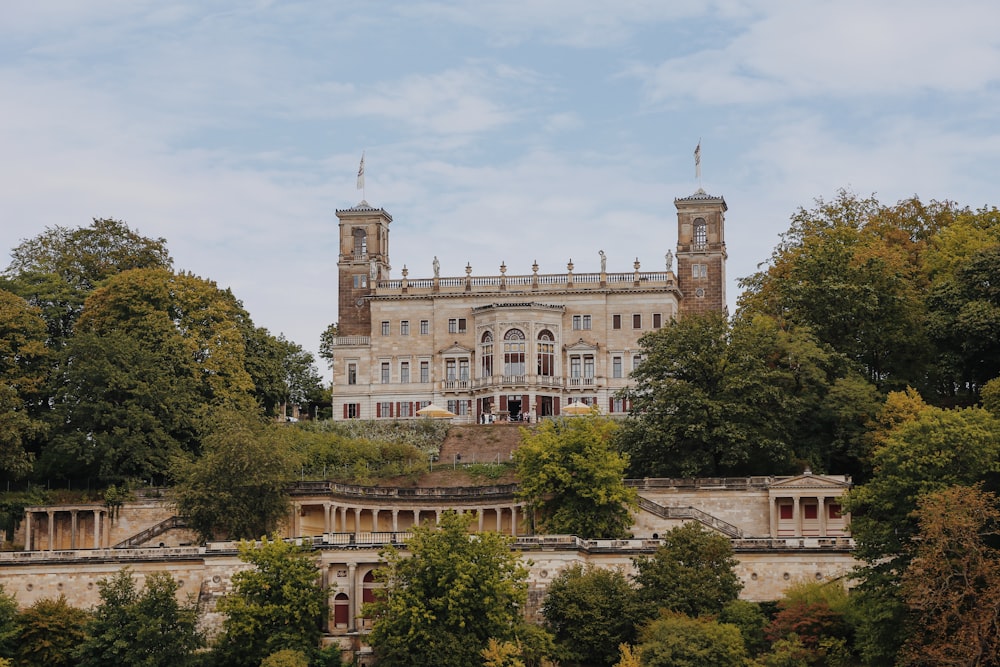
<box><xmin>3</xmin><ymin>1</ymin><xmax>1000</xmax><ymax>366</ymax></box>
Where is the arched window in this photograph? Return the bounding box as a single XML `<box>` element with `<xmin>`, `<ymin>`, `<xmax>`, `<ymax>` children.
<box><xmin>480</xmin><ymin>331</ymin><xmax>494</xmax><ymax>377</ymax></box>
<box><xmin>333</xmin><ymin>592</ymin><xmax>350</xmax><ymax>627</ymax></box>
<box><xmin>537</xmin><ymin>330</ymin><xmax>554</xmax><ymax>377</ymax></box>
<box><xmin>693</xmin><ymin>218</ymin><xmax>707</xmax><ymax>249</ymax></box>
<box><xmin>353</xmin><ymin>228</ymin><xmax>368</xmax><ymax>258</ymax></box>
<box><xmin>503</xmin><ymin>329</ymin><xmax>525</xmax><ymax>376</ymax></box>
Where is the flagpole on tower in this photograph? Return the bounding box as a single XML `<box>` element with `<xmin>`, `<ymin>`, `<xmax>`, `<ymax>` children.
<box><xmin>694</xmin><ymin>139</ymin><xmax>702</xmax><ymax>189</ymax></box>
<box><xmin>356</xmin><ymin>151</ymin><xmax>366</xmax><ymax>201</ymax></box>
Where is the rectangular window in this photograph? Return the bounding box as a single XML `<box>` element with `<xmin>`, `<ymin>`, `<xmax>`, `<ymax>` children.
<box><xmin>612</xmin><ymin>357</ymin><xmax>623</xmax><ymax>378</ymax></box>
<box><xmin>400</xmin><ymin>361</ymin><xmax>410</xmax><ymax>384</ymax></box>
<box><xmin>633</xmin><ymin>314</ymin><xmax>642</xmax><ymax>329</ymax></box>
<box><xmin>420</xmin><ymin>361</ymin><xmax>429</xmax><ymax>383</ymax></box>
<box><xmin>458</xmin><ymin>318</ymin><xmax>467</xmax><ymax>333</ymax></box>
<box><xmin>459</xmin><ymin>359</ymin><xmax>470</xmax><ymax>381</ymax></box>
<box><xmin>583</xmin><ymin>315</ymin><xmax>591</xmax><ymax>330</ymax></box>
<box><xmin>381</xmin><ymin>321</ymin><xmax>390</xmax><ymax>336</ymax></box>
<box><xmin>448</xmin><ymin>318</ymin><xmax>457</xmax><ymax>334</ymax></box>
<box><xmin>611</xmin><ymin>398</ymin><xmax>625</xmax><ymax>413</ymax></box>
<box><xmin>381</xmin><ymin>362</ymin><xmax>390</xmax><ymax>384</ymax></box>
<box><xmin>347</xmin><ymin>403</ymin><xmax>360</xmax><ymax>419</ymax></box>
<box><xmin>379</xmin><ymin>402</ymin><xmax>392</xmax><ymax>418</ymax></box>
<box><xmin>779</xmin><ymin>504</ymin><xmax>793</xmax><ymax>520</ymax></box>
<box><xmin>420</xmin><ymin>319</ymin><xmax>429</xmax><ymax>335</ymax></box>
<box><xmin>583</xmin><ymin>355</ymin><xmax>595</xmax><ymax>379</ymax></box>
<box><xmin>446</xmin><ymin>359</ymin><xmax>457</xmax><ymax>381</ymax></box>
<box><xmin>398</xmin><ymin>403</ymin><xmax>411</xmax><ymax>418</ymax></box>
<box><xmin>804</xmin><ymin>504</ymin><xmax>818</xmax><ymax>520</ymax></box>
<box><xmin>632</xmin><ymin>355</ymin><xmax>642</xmax><ymax>371</ymax></box>
<box><xmin>570</xmin><ymin>357</ymin><xmax>581</xmax><ymax>378</ymax></box>
<box><xmin>353</xmin><ymin>275</ymin><xmax>367</xmax><ymax>288</ymax></box>
<box><xmin>692</xmin><ymin>264</ymin><xmax>708</xmax><ymax>279</ymax></box>
<box><xmin>447</xmin><ymin>400</ymin><xmax>457</xmax><ymax>415</ymax></box>
<box><xmin>612</xmin><ymin>314</ymin><xmax>621</xmax><ymax>330</ymax></box>
<box><xmin>572</xmin><ymin>315</ymin><xmax>582</xmax><ymax>330</ymax></box>
<box><xmin>653</xmin><ymin>313</ymin><xmax>662</xmax><ymax>329</ymax></box>
<box><xmin>828</xmin><ymin>503</ymin><xmax>842</xmax><ymax>519</ymax></box>
<box><xmin>457</xmin><ymin>400</ymin><xmax>469</xmax><ymax>416</ymax></box>
<box><xmin>400</xmin><ymin>320</ymin><xmax>409</xmax><ymax>336</ymax></box>
<box><xmin>347</xmin><ymin>363</ymin><xmax>357</xmax><ymax>385</ymax></box>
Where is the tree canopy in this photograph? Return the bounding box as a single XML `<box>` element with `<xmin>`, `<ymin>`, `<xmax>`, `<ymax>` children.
<box><xmin>367</xmin><ymin>511</ymin><xmax>532</xmax><ymax>667</ymax></box>
<box><xmin>514</xmin><ymin>415</ymin><xmax>636</xmax><ymax>538</ymax></box>
<box><xmin>214</xmin><ymin>537</ymin><xmax>326</xmax><ymax>667</ymax></box>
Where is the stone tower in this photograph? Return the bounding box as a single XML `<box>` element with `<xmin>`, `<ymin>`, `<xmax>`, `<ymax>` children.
<box><xmin>675</xmin><ymin>189</ymin><xmax>727</xmax><ymax>316</ymax></box>
<box><xmin>336</xmin><ymin>201</ymin><xmax>393</xmax><ymax>336</ymax></box>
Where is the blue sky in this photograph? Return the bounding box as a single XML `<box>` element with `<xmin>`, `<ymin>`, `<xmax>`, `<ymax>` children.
<box><xmin>3</xmin><ymin>1</ymin><xmax>999</xmax><ymax>363</ymax></box>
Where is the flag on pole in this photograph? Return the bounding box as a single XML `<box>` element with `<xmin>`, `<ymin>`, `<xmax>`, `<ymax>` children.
<box><xmin>356</xmin><ymin>152</ymin><xmax>365</xmax><ymax>191</ymax></box>
<box><xmin>694</xmin><ymin>140</ymin><xmax>701</xmax><ymax>180</ymax></box>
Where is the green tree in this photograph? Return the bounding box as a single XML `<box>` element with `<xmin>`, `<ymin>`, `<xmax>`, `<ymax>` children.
<box><xmin>214</xmin><ymin>537</ymin><xmax>326</xmax><ymax>667</ymax></box>
<box><xmin>78</xmin><ymin>568</ymin><xmax>202</xmax><ymax>667</ymax></box>
<box><xmin>173</xmin><ymin>411</ymin><xmax>297</xmax><ymax>541</ymax></box>
<box><xmin>738</xmin><ymin>191</ymin><xmax>932</xmax><ymax>392</ymax></box>
<box><xmin>14</xmin><ymin>596</ymin><xmax>90</xmax><ymax>667</ymax></box>
<box><xmin>367</xmin><ymin>511</ymin><xmax>530</xmax><ymax>667</ymax></box>
<box><xmin>632</xmin><ymin>522</ymin><xmax>742</xmax><ymax>620</ymax></box>
<box><xmin>847</xmin><ymin>404</ymin><xmax>1000</xmax><ymax>663</ymax></box>
<box><xmin>719</xmin><ymin>600</ymin><xmax>770</xmax><ymax>658</ymax></box>
<box><xmin>318</xmin><ymin>322</ymin><xmax>339</xmax><ymax>369</ymax></box>
<box><xmin>259</xmin><ymin>649</ymin><xmax>311</xmax><ymax>667</ymax></box>
<box><xmin>898</xmin><ymin>485</ymin><xmax>1000</xmax><ymax>666</ymax></box>
<box><xmin>0</xmin><ymin>289</ymin><xmax>49</xmax><ymax>477</ymax></box>
<box><xmin>0</xmin><ymin>586</ymin><xmax>17</xmax><ymax>659</ymax></box>
<box><xmin>2</xmin><ymin>218</ymin><xmax>173</xmax><ymax>350</ymax></box>
<box><xmin>637</xmin><ymin>612</ymin><xmax>748</xmax><ymax>667</ymax></box>
<box><xmin>38</xmin><ymin>268</ymin><xmax>260</xmax><ymax>482</ymax></box>
<box><xmin>541</xmin><ymin>564</ymin><xmax>640</xmax><ymax>666</ymax></box>
<box><xmin>618</xmin><ymin>313</ymin><xmax>875</xmax><ymax>478</ymax></box>
<box><xmin>514</xmin><ymin>415</ymin><xmax>636</xmax><ymax>538</ymax></box>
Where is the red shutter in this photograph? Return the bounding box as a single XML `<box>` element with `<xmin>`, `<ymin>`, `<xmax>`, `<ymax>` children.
<box><xmin>609</xmin><ymin>398</ymin><xmax>614</xmax><ymax>413</ymax></box>
<box><xmin>500</xmin><ymin>395</ymin><xmax>507</xmax><ymax>412</ymax></box>
<box><xmin>554</xmin><ymin>397</ymin><xmax>561</xmax><ymax>414</ymax></box>
<box><xmin>343</xmin><ymin>404</ymin><xmax>348</xmax><ymax>419</ymax></box>
<box><xmin>376</xmin><ymin>402</ymin><xmax>381</xmax><ymax>418</ymax></box>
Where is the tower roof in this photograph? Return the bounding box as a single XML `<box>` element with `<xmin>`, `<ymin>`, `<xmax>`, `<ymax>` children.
<box><xmin>674</xmin><ymin>188</ymin><xmax>727</xmax><ymax>211</ymax></box>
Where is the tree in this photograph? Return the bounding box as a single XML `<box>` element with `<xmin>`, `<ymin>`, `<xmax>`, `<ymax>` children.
<box><xmin>637</xmin><ymin>612</ymin><xmax>748</xmax><ymax>667</ymax></box>
<box><xmin>214</xmin><ymin>537</ymin><xmax>326</xmax><ymax>667</ymax></box>
<box><xmin>78</xmin><ymin>568</ymin><xmax>202</xmax><ymax>667</ymax></box>
<box><xmin>0</xmin><ymin>586</ymin><xmax>17</xmax><ymax>660</ymax></box>
<box><xmin>259</xmin><ymin>649</ymin><xmax>311</xmax><ymax>667</ymax></box>
<box><xmin>514</xmin><ymin>415</ymin><xmax>636</xmax><ymax>538</ymax></box>
<box><xmin>541</xmin><ymin>564</ymin><xmax>640</xmax><ymax>666</ymax></box>
<box><xmin>38</xmin><ymin>268</ymin><xmax>260</xmax><ymax>482</ymax></box>
<box><xmin>898</xmin><ymin>485</ymin><xmax>1000</xmax><ymax>666</ymax></box>
<box><xmin>14</xmin><ymin>596</ymin><xmax>90</xmax><ymax>667</ymax></box>
<box><xmin>173</xmin><ymin>411</ymin><xmax>297</xmax><ymax>541</ymax></box>
<box><xmin>737</xmin><ymin>191</ymin><xmax>933</xmax><ymax>392</ymax></box>
<box><xmin>632</xmin><ymin>522</ymin><xmax>742</xmax><ymax>620</ymax></box>
<box><xmin>719</xmin><ymin>600</ymin><xmax>769</xmax><ymax>658</ymax></box>
<box><xmin>846</xmin><ymin>404</ymin><xmax>1000</xmax><ymax>663</ymax></box>
<box><xmin>318</xmin><ymin>322</ymin><xmax>339</xmax><ymax>369</ymax></box>
<box><xmin>618</xmin><ymin>313</ymin><xmax>876</xmax><ymax>478</ymax></box>
<box><xmin>2</xmin><ymin>218</ymin><xmax>172</xmax><ymax>349</ymax></box>
<box><xmin>0</xmin><ymin>289</ymin><xmax>49</xmax><ymax>477</ymax></box>
<box><xmin>367</xmin><ymin>511</ymin><xmax>531</xmax><ymax>667</ymax></box>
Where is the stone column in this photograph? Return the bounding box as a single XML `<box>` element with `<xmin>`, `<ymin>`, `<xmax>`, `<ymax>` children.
<box><xmin>769</xmin><ymin>498</ymin><xmax>777</xmax><ymax>538</ymax></box>
<box><xmin>24</xmin><ymin>511</ymin><xmax>32</xmax><ymax>551</ymax></box>
<box><xmin>391</xmin><ymin>509</ymin><xmax>399</xmax><ymax>533</ymax></box>
<box><xmin>477</xmin><ymin>508</ymin><xmax>484</xmax><ymax>532</ymax></box>
<box><xmin>412</xmin><ymin>509</ymin><xmax>420</xmax><ymax>528</ymax></box>
<box><xmin>347</xmin><ymin>562</ymin><xmax>358</xmax><ymax>633</ymax></box>
<box><xmin>340</xmin><ymin>506</ymin><xmax>349</xmax><ymax>533</ymax></box>
<box><xmin>371</xmin><ymin>508</ymin><xmax>380</xmax><ymax>533</ymax></box>
<box><xmin>510</xmin><ymin>506</ymin><xmax>518</xmax><ymax>537</ymax></box>
<box><xmin>47</xmin><ymin>510</ymin><xmax>54</xmax><ymax>551</ymax></box>
<box><xmin>818</xmin><ymin>496</ymin><xmax>827</xmax><ymax>537</ymax></box>
<box><xmin>323</xmin><ymin>502</ymin><xmax>332</xmax><ymax>534</ymax></box>
<box><xmin>70</xmin><ymin>510</ymin><xmax>78</xmax><ymax>549</ymax></box>
<box><xmin>353</xmin><ymin>508</ymin><xmax>361</xmax><ymax>540</ymax></box>
<box><xmin>93</xmin><ymin>509</ymin><xmax>102</xmax><ymax>549</ymax></box>
<box><xmin>495</xmin><ymin>507</ymin><xmax>502</xmax><ymax>532</ymax></box>
<box><xmin>793</xmin><ymin>497</ymin><xmax>802</xmax><ymax>537</ymax></box>
<box><xmin>434</xmin><ymin>509</ymin><xmax>441</xmax><ymax>525</ymax></box>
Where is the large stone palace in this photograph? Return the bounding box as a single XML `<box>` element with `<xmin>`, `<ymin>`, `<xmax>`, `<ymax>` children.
<box><xmin>329</xmin><ymin>187</ymin><xmax>727</xmax><ymax>422</ymax></box>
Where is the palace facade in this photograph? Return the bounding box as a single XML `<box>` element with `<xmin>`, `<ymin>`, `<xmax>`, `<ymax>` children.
<box><xmin>329</xmin><ymin>187</ymin><xmax>728</xmax><ymax>422</ymax></box>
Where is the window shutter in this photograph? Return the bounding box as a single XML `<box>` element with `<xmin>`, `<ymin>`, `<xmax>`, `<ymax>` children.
<box><xmin>376</xmin><ymin>402</ymin><xmax>381</xmax><ymax>418</ymax></box>
<box><xmin>343</xmin><ymin>404</ymin><xmax>348</xmax><ymax>419</ymax></box>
